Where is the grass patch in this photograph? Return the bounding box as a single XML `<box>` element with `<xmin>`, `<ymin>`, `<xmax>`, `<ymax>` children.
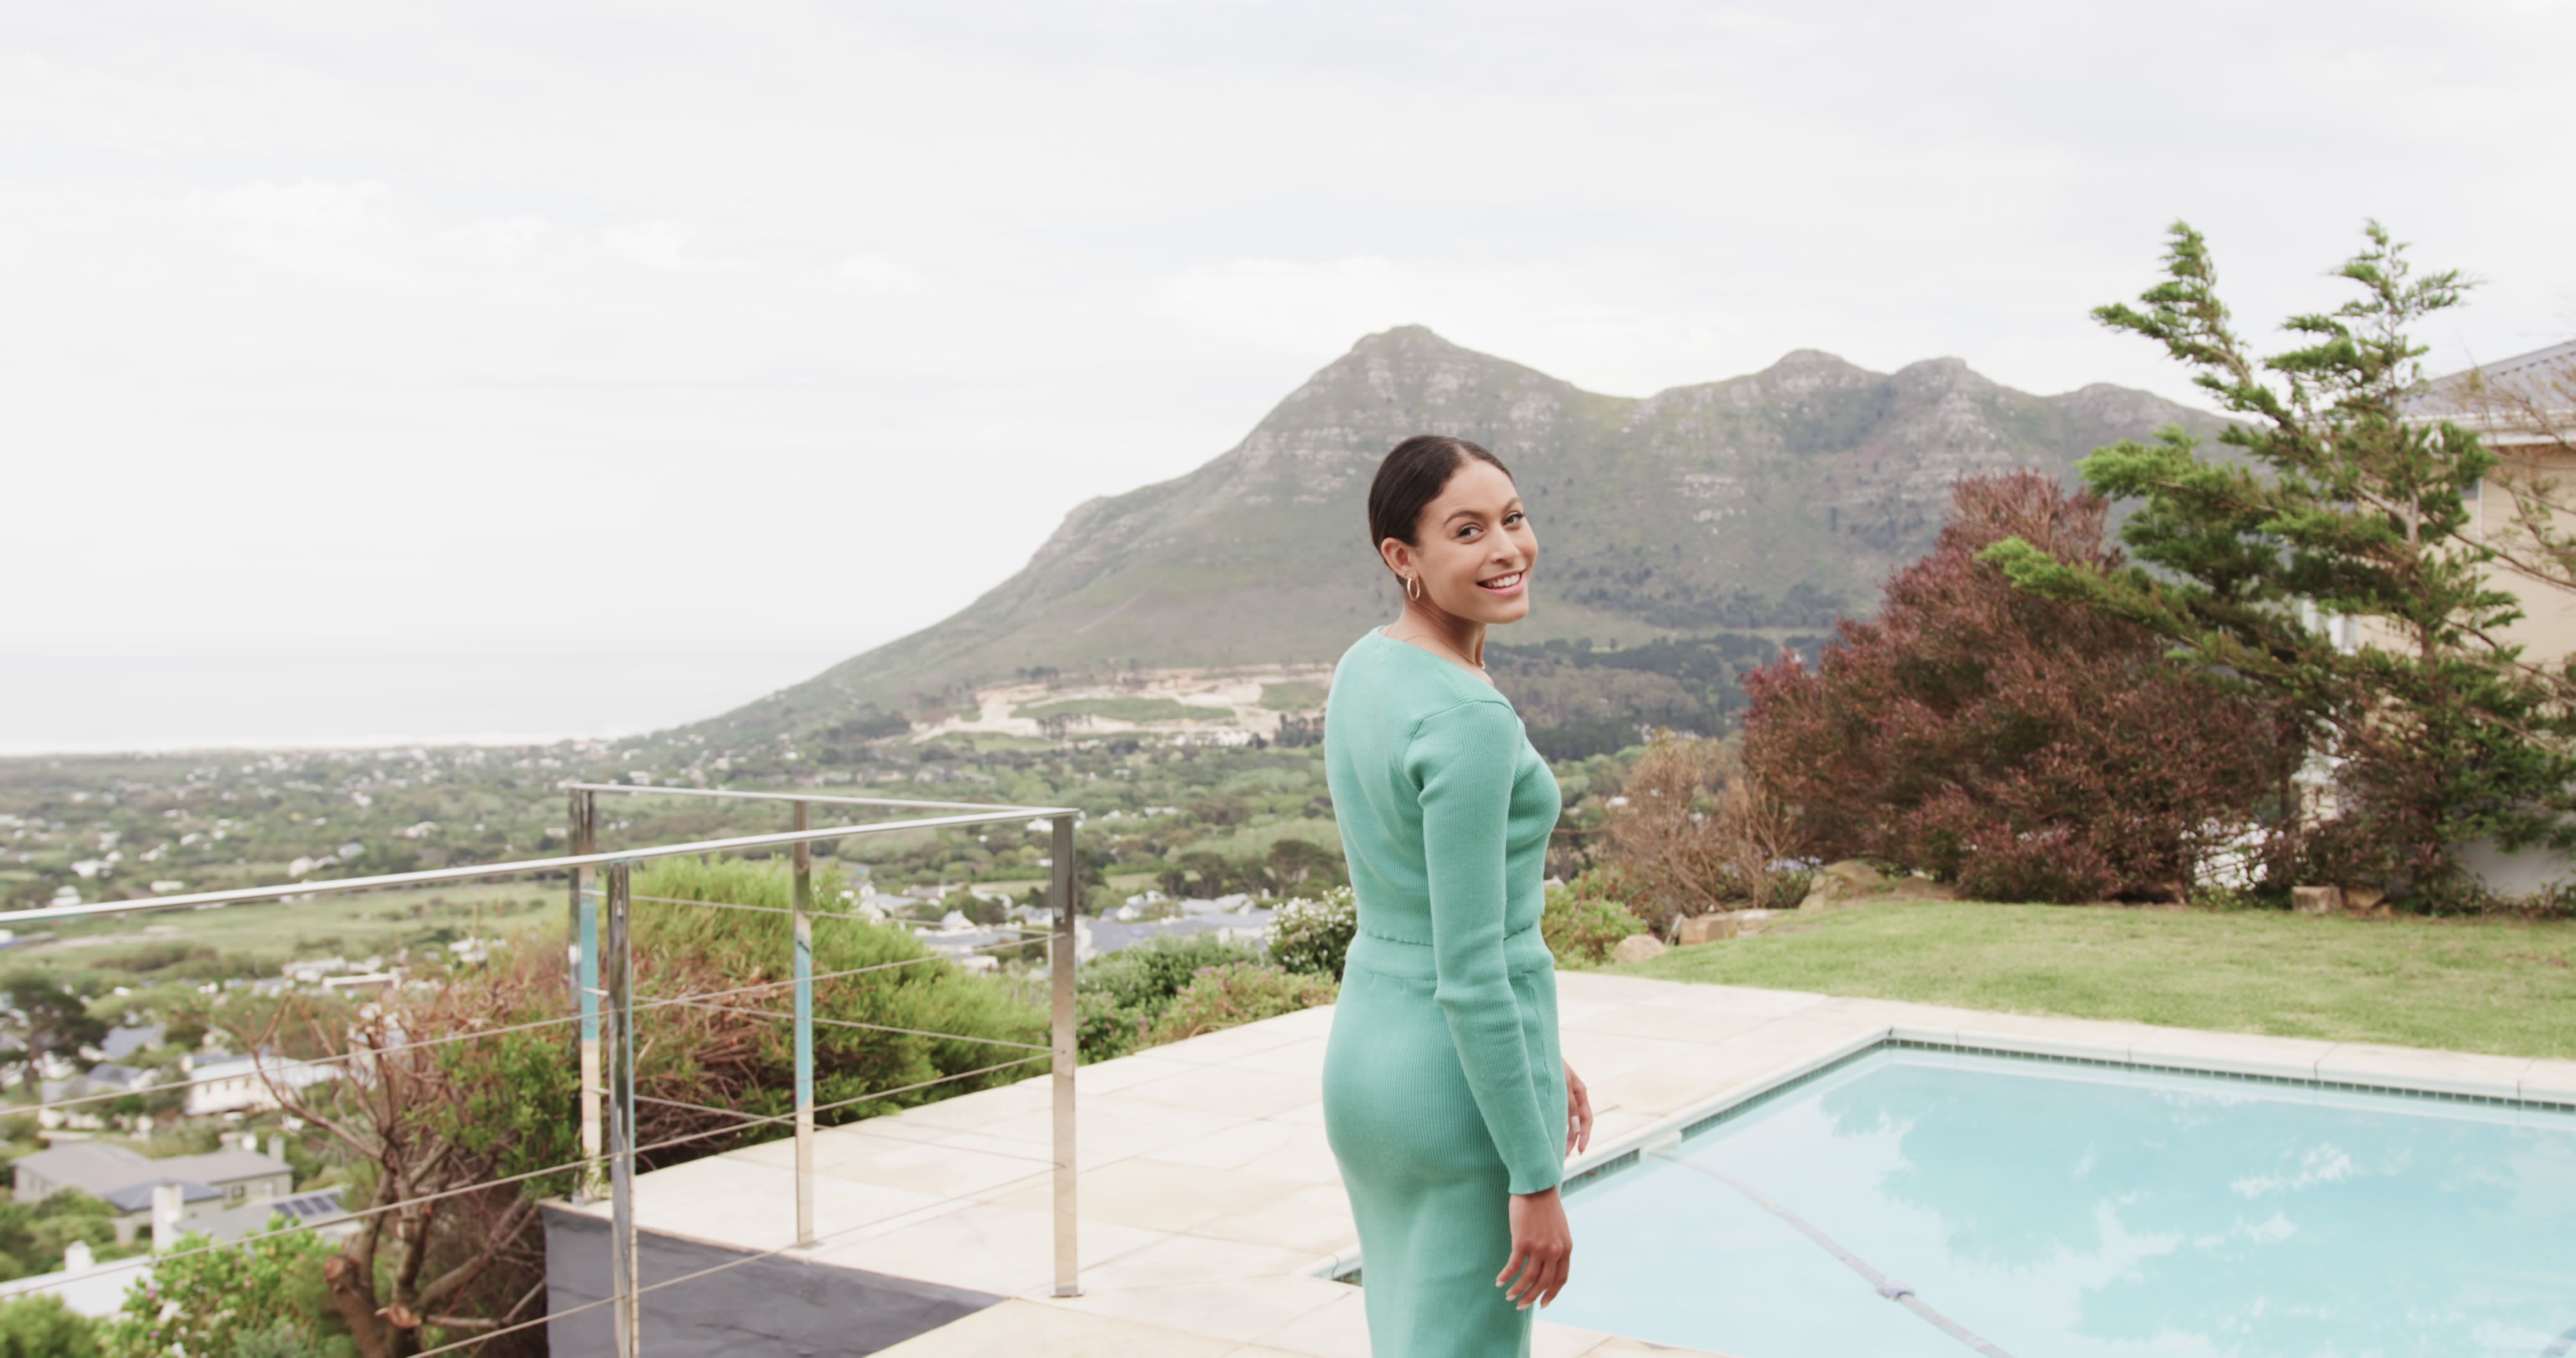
<box><xmin>1259</xmin><ymin>681</ymin><xmax>1328</xmax><ymax>713</ymax></box>
<box><xmin>21</xmin><ymin>883</ymin><xmax>557</xmax><ymax>973</ymax></box>
<box><xmin>1605</xmin><ymin>898</ymin><xmax>2576</xmax><ymax>1060</ymax></box>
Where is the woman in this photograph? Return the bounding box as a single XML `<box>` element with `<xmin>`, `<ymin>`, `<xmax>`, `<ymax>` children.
<box><xmin>1321</xmin><ymin>434</ymin><xmax>1596</xmax><ymax>1357</ymax></box>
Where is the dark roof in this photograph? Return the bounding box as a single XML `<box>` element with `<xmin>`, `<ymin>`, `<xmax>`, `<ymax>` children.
<box><xmin>102</xmin><ymin>1178</ymin><xmax>223</xmax><ymax>1213</ymax></box>
<box><xmin>2406</xmin><ymin>339</ymin><xmax>2576</xmax><ymax>421</ymax></box>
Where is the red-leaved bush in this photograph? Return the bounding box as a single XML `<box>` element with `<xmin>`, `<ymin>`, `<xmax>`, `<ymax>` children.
<box><xmin>1741</xmin><ymin>470</ymin><xmax>2302</xmax><ymax>902</ymax></box>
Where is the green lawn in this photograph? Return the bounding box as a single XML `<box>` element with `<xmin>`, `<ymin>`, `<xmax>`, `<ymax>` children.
<box><xmin>1603</xmin><ymin>898</ymin><xmax>2576</xmax><ymax>1061</ymax></box>
<box><xmin>22</xmin><ymin>882</ymin><xmax>560</xmax><ymax>975</ymax></box>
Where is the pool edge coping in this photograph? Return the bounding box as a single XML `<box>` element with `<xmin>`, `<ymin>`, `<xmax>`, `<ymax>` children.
<box><xmin>1296</xmin><ymin>1017</ymin><xmax>2576</xmax><ymax>1283</ymax></box>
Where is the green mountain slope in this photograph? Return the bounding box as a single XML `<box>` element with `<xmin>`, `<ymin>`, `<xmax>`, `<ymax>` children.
<box><xmin>688</xmin><ymin>324</ymin><xmax>2224</xmax><ymax>744</ymax></box>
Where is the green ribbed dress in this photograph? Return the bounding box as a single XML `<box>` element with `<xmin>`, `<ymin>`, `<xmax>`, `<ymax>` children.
<box><xmin>1321</xmin><ymin>626</ymin><xmax>1568</xmax><ymax>1358</ymax></box>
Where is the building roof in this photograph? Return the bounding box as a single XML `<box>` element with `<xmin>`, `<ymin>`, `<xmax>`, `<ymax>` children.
<box><xmin>102</xmin><ymin>1178</ymin><xmax>225</xmax><ymax>1213</ymax></box>
<box><xmin>97</xmin><ymin>1025</ymin><xmax>162</xmax><ymax>1062</ymax></box>
<box><xmin>2404</xmin><ymin>338</ymin><xmax>2576</xmax><ymax>421</ymax></box>
<box><xmin>16</xmin><ymin>1142</ymin><xmax>289</xmax><ymax>1203</ymax></box>
<box><xmin>194</xmin><ymin>1188</ymin><xmax>350</xmax><ymax>1242</ymax></box>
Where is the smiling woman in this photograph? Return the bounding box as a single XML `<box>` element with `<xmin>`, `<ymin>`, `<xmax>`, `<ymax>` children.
<box><xmin>1319</xmin><ymin>434</ymin><xmax>1592</xmax><ymax>1358</ymax></box>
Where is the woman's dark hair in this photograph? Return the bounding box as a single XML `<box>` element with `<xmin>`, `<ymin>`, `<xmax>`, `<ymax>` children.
<box><xmin>1367</xmin><ymin>435</ymin><xmax>1514</xmax><ymax>572</ymax></box>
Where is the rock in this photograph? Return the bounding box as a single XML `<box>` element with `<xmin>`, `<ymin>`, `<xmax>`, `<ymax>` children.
<box><xmin>1610</xmin><ymin>934</ymin><xmax>1668</xmax><ymax>964</ymax></box>
<box><xmin>1675</xmin><ymin>915</ymin><xmax>1740</xmax><ymax>946</ymax></box>
<box><xmin>2341</xmin><ymin>886</ymin><xmax>2392</xmax><ymax>919</ymax></box>
<box><xmin>1818</xmin><ymin>859</ymin><xmax>1889</xmax><ymax>893</ymax></box>
<box><xmin>2292</xmin><ymin>885</ymin><xmax>2343</xmax><ymax>915</ymax></box>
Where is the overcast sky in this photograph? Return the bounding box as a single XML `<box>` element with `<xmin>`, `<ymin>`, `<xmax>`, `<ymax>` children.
<box><xmin>6</xmin><ymin>1</ymin><xmax>2572</xmax><ymax>753</ymax></box>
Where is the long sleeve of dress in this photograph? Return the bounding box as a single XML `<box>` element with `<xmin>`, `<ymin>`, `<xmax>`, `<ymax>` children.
<box><xmin>1404</xmin><ymin>697</ymin><xmax>1562</xmax><ymax>1195</ymax></box>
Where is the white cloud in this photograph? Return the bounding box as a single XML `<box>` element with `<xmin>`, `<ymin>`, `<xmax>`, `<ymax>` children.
<box><xmin>830</xmin><ymin>255</ymin><xmax>926</xmax><ymax>293</ymax></box>
<box><xmin>603</xmin><ymin>221</ymin><xmax>691</xmax><ymax>270</ymax></box>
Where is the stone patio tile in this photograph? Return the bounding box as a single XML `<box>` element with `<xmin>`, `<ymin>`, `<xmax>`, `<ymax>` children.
<box><xmin>1077</xmin><ymin>1051</ymin><xmax>1206</xmax><ymax>1095</ymax></box>
<box><xmin>1267</xmin><ymin>1098</ymin><xmax>1330</xmax><ymax>1127</ymax></box>
<box><xmin>1952</xmin><ymin>1012</ymin><xmax>2173</xmax><ymax>1062</ymax></box>
<box><xmin>1579</xmin><ymin>1103</ymin><xmax>1670</xmax><ymax>1151</ymax></box>
<box><xmin>1242</xmin><ymin>1285</ymin><xmax>1370</xmax><ymax>1357</ymax></box>
<box><xmin>1585</xmin><ymin>1065</ymin><xmax>1771</xmax><ymax>1119</ymax></box>
<box><xmin>1212</xmin><ymin>1129</ymin><xmax>1346</xmax><ymax>1186</ymax></box>
<box><xmin>1823</xmin><ymin>996</ymin><xmax>1990</xmax><ymax>1042</ymax></box>
<box><xmin>1711</xmin><ymin>1012</ymin><xmax>1888</xmax><ymax>1059</ymax></box>
<box><xmin>1246</xmin><ymin>1003</ymin><xmax>1340</xmax><ymax>1039</ymax></box>
<box><xmin>867</xmin><ymin>1299</ymin><xmax>1235</xmax><ymax>1357</ymax></box>
<box><xmin>2316</xmin><ymin>1042</ymin><xmax>2533</xmax><ymax>1100</ymax></box>
<box><xmin>1143</xmin><ymin>1117</ymin><xmax>1312</xmax><ymax>1172</ymax></box>
<box><xmin>2125</xmin><ymin>1028</ymin><xmax>2335</xmax><ymax>1081</ymax></box>
<box><xmin>1044</xmin><ymin>1272</ymin><xmax>1350</xmax><ymax>1345</ymax></box>
<box><xmin>1185</xmin><ymin>1182</ymin><xmax>1359</xmax><ymax>1257</ymax></box>
<box><xmin>1559</xmin><ymin>1030</ymin><xmax>1722</xmax><ymax>1081</ymax></box>
<box><xmin>1535</xmin><ymin>1319</ymin><xmax>1619</xmax><ymax>1357</ymax></box>
<box><xmin>1553</xmin><ymin>971</ymin><xmax>1706</xmax><ymax>1006</ymax></box>
<box><xmin>2523</xmin><ymin>1057</ymin><xmax>2576</xmax><ymax>1104</ymax></box>
<box><xmin>1069</xmin><ymin>1232</ymin><xmax>1320</xmax><ymax>1293</ymax></box>
<box><xmin>1645</xmin><ymin>982</ymin><xmax>1834</xmax><ymax>1020</ymax></box>
<box><xmin>809</xmin><ymin>1127</ymin><xmax>1066</xmax><ymax>1199</ymax></box>
<box><xmin>984</xmin><ymin>1156</ymin><xmax>1312</xmax><ymax>1234</ymax></box>
<box><xmin>975</xmin><ymin>1098</ymin><xmax>1255</xmax><ymax>1166</ymax></box>
<box><xmin>832</xmin><ymin>1118</ymin><xmax>1068</xmax><ymax>1169</ymax></box>
<box><xmin>1230</xmin><ymin>1036</ymin><xmax>1330</xmax><ymax>1080</ymax></box>
<box><xmin>1145</xmin><ymin>1020</ymin><xmax>1324</xmax><ymax>1066</ymax></box>
<box><xmin>1116</xmin><ymin>1065</ymin><xmax>1330</xmax><ymax>1121</ymax></box>
<box><xmin>1562</xmin><ymin>1001</ymin><xmax>1779</xmax><ymax>1046</ymax></box>
<box><xmin>806</xmin><ymin>1201</ymin><xmax>1170</xmax><ymax>1296</ymax></box>
<box><xmin>877</xmin><ymin>1076</ymin><xmax>1057</xmax><ymax>1132</ymax></box>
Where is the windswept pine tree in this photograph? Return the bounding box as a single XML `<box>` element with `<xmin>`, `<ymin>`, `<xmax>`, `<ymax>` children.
<box><xmin>1980</xmin><ymin>221</ymin><xmax>2576</xmax><ymax>905</ymax></box>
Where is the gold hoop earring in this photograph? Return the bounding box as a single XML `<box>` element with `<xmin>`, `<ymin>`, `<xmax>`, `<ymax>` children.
<box><xmin>1405</xmin><ymin>574</ymin><xmax>1421</xmax><ymax>602</ymax></box>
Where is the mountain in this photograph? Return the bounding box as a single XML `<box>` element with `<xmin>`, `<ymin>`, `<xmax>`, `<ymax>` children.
<box><xmin>687</xmin><ymin>325</ymin><xmax>2226</xmax><ymax>744</ymax></box>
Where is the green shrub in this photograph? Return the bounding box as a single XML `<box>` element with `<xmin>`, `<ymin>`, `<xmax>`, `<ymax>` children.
<box><xmin>100</xmin><ymin>1222</ymin><xmax>342</xmax><ymax>1358</ymax></box>
<box><xmin>0</xmin><ymin>1293</ymin><xmax>98</xmax><ymax>1358</ymax></box>
<box><xmin>1144</xmin><ymin>963</ymin><xmax>1338</xmax><ymax>1044</ymax></box>
<box><xmin>226</xmin><ymin>1318</ymin><xmax>359</xmax><ymax>1358</ymax></box>
<box><xmin>1073</xmin><ymin>934</ymin><xmax>1264</xmax><ymax>1061</ymax></box>
<box><xmin>0</xmin><ymin>1192</ymin><xmax>119</xmax><ymax>1284</ymax></box>
<box><xmin>1765</xmin><ymin>864</ymin><xmax>1817</xmax><ymax>909</ymax></box>
<box><xmin>1542</xmin><ymin>885</ymin><xmax>1646</xmax><ymax>968</ymax></box>
<box><xmin>1265</xmin><ymin>885</ymin><xmax>1357</xmax><ymax>979</ymax></box>
<box><xmin>629</xmin><ymin>857</ymin><xmax>1049</xmax><ymax>1130</ymax></box>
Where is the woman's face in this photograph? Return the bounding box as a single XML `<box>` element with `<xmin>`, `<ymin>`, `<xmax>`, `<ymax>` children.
<box><xmin>1385</xmin><ymin>458</ymin><xmax>1536</xmax><ymax>623</ymax></box>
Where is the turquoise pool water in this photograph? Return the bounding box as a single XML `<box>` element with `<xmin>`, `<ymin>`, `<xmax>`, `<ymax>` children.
<box><xmin>1543</xmin><ymin>1046</ymin><xmax>2576</xmax><ymax>1357</ymax></box>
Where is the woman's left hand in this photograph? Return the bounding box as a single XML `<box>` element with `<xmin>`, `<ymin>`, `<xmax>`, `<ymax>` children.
<box><xmin>1564</xmin><ymin>1060</ymin><xmax>1592</xmax><ymax>1156</ymax></box>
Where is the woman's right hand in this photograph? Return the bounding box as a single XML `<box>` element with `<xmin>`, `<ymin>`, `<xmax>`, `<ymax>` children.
<box><xmin>1499</xmin><ymin>1187</ymin><xmax>1572</xmax><ymax>1309</ymax></box>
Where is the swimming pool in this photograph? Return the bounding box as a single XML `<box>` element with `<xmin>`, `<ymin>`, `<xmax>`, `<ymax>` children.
<box><xmin>1533</xmin><ymin>1044</ymin><xmax>2576</xmax><ymax>1357</ymax></box>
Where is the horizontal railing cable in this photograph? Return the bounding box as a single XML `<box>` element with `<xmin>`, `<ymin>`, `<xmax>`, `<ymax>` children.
<box><xmin>565</xmin><ymin>782</ymin><xmax>1074</xmax><ymax>816</ymax></box>
<box><xmin>611</xmin><ymin>888</ymin><xmax>1052</xmax><ymax>933</ymax></box>
<box><xmin>652</xmin><ymin>996</ymin><xmax>1052</xmax><ymax>1051</ymax></box>
<box><xmin>622</xmin><ymin>933</ymin><xmax>1052</xmax><ymax>1012</ymax></box>
<box><xmin>12</xmin><ymin>808</ymin><xmax>1077</xmax><ymax>925</ymax></box>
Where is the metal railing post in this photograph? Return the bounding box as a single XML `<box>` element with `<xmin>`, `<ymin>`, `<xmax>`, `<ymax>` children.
<box><xmin>792</xmin><ymin>799</ymin><xmax>816</xmax><ymax>1247</ymax></box>
<box><xmin>606</xmin><ymin>861</ymin><xmax>641</xmax><ymax>1358</ymax></box>
<box><xmin>1049</xmin><ymin>812</ymin><xmax>1080</xmax><ymax>1297</ymax></box>
<box><xmin>572</xmin><ymin>788</ymin><xmax>603</xmax><ymax>1202</ymax></box>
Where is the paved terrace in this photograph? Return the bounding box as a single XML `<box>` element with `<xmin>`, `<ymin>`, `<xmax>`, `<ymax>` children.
<box><xmin>544</xmin><ymin>971</ymin><xmax>2576</xmax><ymax>1356</ymax></box>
